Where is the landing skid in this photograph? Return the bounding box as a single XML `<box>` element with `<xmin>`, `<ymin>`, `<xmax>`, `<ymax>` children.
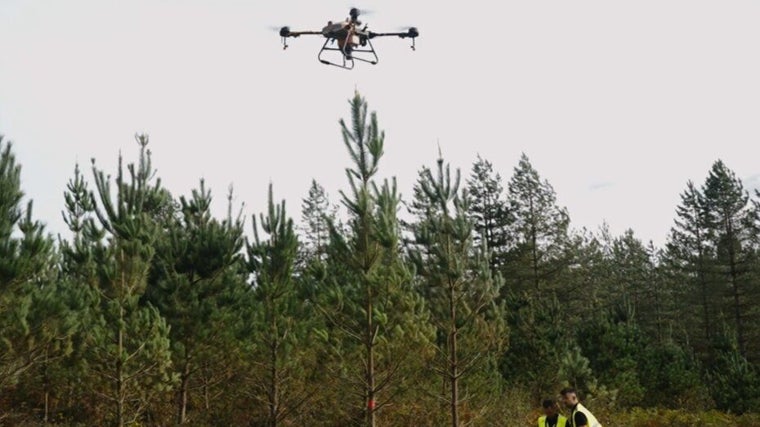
<box><xmin>317</xmin><ymin>38</ymin><xmax>379</xmax><ymax>70</ymax></box>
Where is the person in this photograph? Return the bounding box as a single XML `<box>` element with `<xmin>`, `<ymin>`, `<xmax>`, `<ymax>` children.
<box><xmin>538</xmin><ymin>398</ymin><xmax>567</xmax><ymax>427</ymax></box>
<box><xmin>559</xmin><ymin>387</ymin><xmax>602</xmax><ymax>427</ymax></box>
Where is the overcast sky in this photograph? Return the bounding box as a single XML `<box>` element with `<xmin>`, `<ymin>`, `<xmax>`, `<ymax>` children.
<box><xmin>1</xmin><ymin>0</ymin><xmax>759</xmax><ymax>248</ymax></box>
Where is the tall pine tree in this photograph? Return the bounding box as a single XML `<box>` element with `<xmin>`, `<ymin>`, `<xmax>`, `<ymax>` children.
<box><xmin>409</xmin><ymin>154</ymin><xmax>506</xmax><ymax>427</ymax></box>
<box><xmin>0</xmin><ymin>137</ymin><xmax>56</xmax><ymax>398</ymax></box>
<box><xmin>85</xmin><ymin>135</ymin><xmax>175</xmax><ymax>426</ymax></box>
<box><xmin>663</xmin><ymin>181</ymin><xmax>718</xmax><ymax>357</ymax></box>
<box><xmin>701</xmin><ymin>160</ymin><xmax>758</xmax><ymax>359</ymax></box>
<box><xmin>246</xmin><ymin>184</ymin><xmax>313</xmax><ymax>427</ymax></box>
<box><xmin>504</xmin><ymin>153</ymin><xmax>571</xmax><ymax>297</ymax></box>
<box><xmin>146</xmin><ymin>179</ymin><xmax>246</xmax><ymax>424</ymax></box>
<box><xmin>466</xmin><ymin>155</ymin><xmax>512</xmax><ymax>273</ymax></box>
<box><xmin>318</xmin><ymin>92</ymin><xmax>430</xmax><ymax>426</ymax></box>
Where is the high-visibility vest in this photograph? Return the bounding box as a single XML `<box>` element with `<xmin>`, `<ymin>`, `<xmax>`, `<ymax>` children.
<box><xmin>571</xmin><ymin>402</ymin><xmax>602</xmax><ymax>427</ymax></box>
<box><xmin>538</xmin><ymin>414</ymin><xmax>568</xmax><ymax>427</ymax></box>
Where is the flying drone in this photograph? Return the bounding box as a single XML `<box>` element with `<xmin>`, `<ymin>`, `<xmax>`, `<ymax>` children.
<box><xmin>277</xmin><ymin>8</ymin><xmax>419</xmax><ymax>70</ymax></box>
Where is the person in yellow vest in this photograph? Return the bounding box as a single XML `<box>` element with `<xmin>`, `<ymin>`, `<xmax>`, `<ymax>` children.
<box><xmin>559</xmin><ymin>387</ymin><xmax>602</xmax><ymax>427</ymax></box>
<box><xmin>538</xmin><ymin>398</ymin><xmax>567</xmax><ymax>427</ymax></box>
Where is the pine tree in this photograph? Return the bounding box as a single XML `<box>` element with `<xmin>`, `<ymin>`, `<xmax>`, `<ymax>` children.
<box><xmin>466</xmin><ymin>155</ymin><xmax>512</xmax><ymax>273</ymax></box>
<box><xmin>560</xmin><ymin>226</ymin><xmax>610</xmax><ymax>318</ymax></box>
<box><xmin>146</xmin><ymin>180</ymin><xmax>246</xmax><ymax>424</ymax></box>
<box><xmin>505</xmin><ymin>153</ymin><xmax>571</xmax><ymax>297</ymax></box>
<box><xmin>299</xmin><ymin>179</ymin><xmax>337</xmax><ymax>267</ymax></box>
<box><xmin>608</xmin><ymin>230</ymin><xmax>651</xmax><ymax>308</ymax></box>
<box><xmin>606</xmin><ymin>230</ymin><xmax>672</xmax><ymax>340</ymax></box>
<box><xmin>246</xmin><ymin>184</ymin><xmax>313</xmax><ymax>427</ymax></box>
<box><xmin>407</xmin><ymin>165</ymin><xmax>439</xmax><ymax>223</ymax></box>
<box><xmin>54</xmin><ymin>163</ymin><xmax>104</xmax><ymax>421</ymax></box>
<box><xmin>318</xmin><ymin>92</ymin><xmax>431</xmax><ymax>426</ymax></box>
<box><xmin>708</xmin><ymin>324</ymin><xmax>760</xmax><ymax>413</ymax></box>
<box><xmin>0</xmin><ymin>137</ymin><xmax>56</xmax><ymax>391</ymax></box>
<box><xmin>663</xmin><ymin>181</ymin><xmax>716</xmax><ymax>356</ymax></box>
<box><xmin>501</xmin><ymin>293</ymin><xmax>569</xmax><ymax>401</ymax></box>
<box><xmin>409</xmin><ymin>155</ymin><xmax>506</xmax><ymax>427</ymax></box>
<box><xmin>641</xmin><ymin>241</ymin><xmax>674</xmax><ymax>342</ymax></box>
<box><xmin>576</xmin><ymin>304</ymin><xmax>646</xmax><ymax>406</ymax></box>
<box><xmin>84</xmin><ymin>135</ymin><xmax>175</xmax><ymax>426</ymax></box>
<box><xmin>18</xmin><ymin>277</ymin><xmax>93</xmax><ymax>422</ymax></box>
<box><xmin>701</xmin><ymin>160</ymin><xmax>758</xmax><ymax>359</ymax></box>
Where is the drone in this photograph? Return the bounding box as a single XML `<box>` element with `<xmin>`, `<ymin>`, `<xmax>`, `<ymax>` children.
<box><xmin>277</xmin><ymin>8</ymin><xmax>419</xmax><ymax>70</ymax></box>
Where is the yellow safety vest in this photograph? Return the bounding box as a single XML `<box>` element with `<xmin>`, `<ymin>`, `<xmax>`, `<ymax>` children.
<box><xmin>571</xmin><ymin>402</ymin><xmax>602</xmax><ymax>427</ymax></box>
<box><xmin>538</xmin><ymin>414</ymin><xmax>568</xmax><ymax>427</ymax></box>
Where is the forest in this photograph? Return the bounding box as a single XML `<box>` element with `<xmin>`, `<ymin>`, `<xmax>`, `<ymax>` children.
<box><xmin>2</xmin><ymin>92</ymin><xmax>760</xmax><ymax>426</ymax></box>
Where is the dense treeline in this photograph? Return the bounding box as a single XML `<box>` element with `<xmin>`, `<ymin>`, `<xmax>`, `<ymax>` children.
<box><xmin>2</xmin><ymin>93</ymin><xmax>760</xmax><ymax>425</ymax></box>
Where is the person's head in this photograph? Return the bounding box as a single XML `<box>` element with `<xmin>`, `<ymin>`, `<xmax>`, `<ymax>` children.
<box><xmin>542</xmin><ymin>399</ymin><xmax>559</xmax><ymax>416</ymax></box>
<box><xmin>560</xmin><ymin>387</ymin><xmax>579</xmax><ymax>408</ymax></box>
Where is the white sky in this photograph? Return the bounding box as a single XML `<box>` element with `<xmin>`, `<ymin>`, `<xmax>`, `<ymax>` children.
<box><xmin>1</xmin><ymin>0</ymin><xmax>759</xmax><ymax>248</ymax></box>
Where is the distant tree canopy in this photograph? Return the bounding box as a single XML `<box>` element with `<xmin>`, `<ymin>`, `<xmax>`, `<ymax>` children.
<box><xmin>2</xmin><ymin>97</ymin><xmax>760</xmax><ymax>425</ymax></box>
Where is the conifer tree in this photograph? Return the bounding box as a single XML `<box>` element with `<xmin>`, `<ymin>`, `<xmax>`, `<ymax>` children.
<box><xmin>0</xmin><ymin>137</ymin><xmax>56</xmax><ymax>393</ymax></box>
<box><xmin>608</xmin><ymin>230</ymin><xmax>651</xmax><ymax>307</ymax></box>
<box><xmin>500</xmin><ymin>294</ymin><xmax>569</xmax><ymax>401</ymax></box>
<box><xmin>606</xmin><ymin>230</ymin><xmax>673</xmax><ymax>340</ymax></box>
<box><xmin>407</xmin><ymin>165</ymin><xmax>439</xmax><ymax>223</ymax></box>
<box><xmin>409</xmin><ymin>155</ymin><xmax>506</xmax><ymax>427</ymax></box>
<box><xmin>577</xmin><ymin>304</ymin><xmax>646</xmax><ymax>406</ymax></box>
<box><xmin>84</xmin><ymin>135</ymin><xmax>175</xmax><ymax>426</ymax></box>
<box><xmin>402</xmin><ymin>165</ymin><xmax>439</xmax><ymax>259</ymax></box>
<box><xmin>641</xmin><ymin>241</ymin><xmax>674</xmax><ymax>342</ymax></box>
<box><xmin>246</xmin><ymin>184</ymin><xmax>313</xmax><ymax>427</ymax></box>
<box><xmin>708</xmin><ymin>324</ymin><xmax>760</xmax><ymax>413</ymax></box>
<box><xmin>466</xmin><ymin>155</ymin><xmax>512</xmax><ymax>273</ymax></box>
<box><xmin>53</xmin><ymin>163</ymin><xmax>105</xmax><ymax>421</ymax></box>
<box><xmin>15</xmin><ymin>275</ymin><xmax>89</xmax><ymax>423</ymax></box>
<box><xmin>505</xmin><ymin>153</ymin><xmax>571</xmax><ymax>297</ymax></box>
<box><xmin>319</xmin><ymin>92</ymin><xmax>431</xmax><ymax>426</ymax></box>
<box><xmin>299</xmin><ymin>179</ymin><xmax>337</xmax><ymax>266</ymax></box>
<box><xmin>701</xmin><ymin>160</ymin><xmax>758</xmax><ymax>359</ymax></box>
<box><xmin>559</xmin><ymin>226</ymin><xmax>610</xmax><ymax>318</ymax></box>
<box><xmin>664</xmin><ymin>180</ymin><xmax>715</xmax><ymax>353</ymax></box>
<box><xmin>146</xmin><ymin>180</ymin><xmax>246</xmax><ymax>424</ymax></box>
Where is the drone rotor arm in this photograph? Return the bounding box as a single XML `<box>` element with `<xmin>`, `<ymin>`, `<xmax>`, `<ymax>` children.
<box><xmin>285</xmin><ymin>30</ymin><xmax>323</xmax><ymax>38</ymax></box>
<box><xmin>367</xmin><ymin>28</ymin><xmax>418</xmax><ymax>50</ymax></box>
<box><xmin>278</xmin><ymin>28</ymin><xmax>323</xmax><ymax>50</ymax></box>
<box><xmin>367</xmin><ymin>31</ymin><xmax>407</xmax><ymax>39</ymax></box>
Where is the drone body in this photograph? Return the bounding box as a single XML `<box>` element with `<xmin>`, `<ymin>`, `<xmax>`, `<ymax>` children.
<box><xmin>278</xmin><ymin>8</ymin><xmax>418</xmax><ymax>70</ymax></box>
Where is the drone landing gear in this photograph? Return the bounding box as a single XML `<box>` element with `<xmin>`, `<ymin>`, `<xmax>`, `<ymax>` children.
<box><xmin>317</xmin><ymin>38</ymin><xmax>379</xmax><ymax>70</ymax></box>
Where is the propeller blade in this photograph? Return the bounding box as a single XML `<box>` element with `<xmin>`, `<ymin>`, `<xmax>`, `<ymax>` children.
<box><xmin>349</xmin><ymin>7</ymin><xmax>374</xmax><ymax>18</ymax></box>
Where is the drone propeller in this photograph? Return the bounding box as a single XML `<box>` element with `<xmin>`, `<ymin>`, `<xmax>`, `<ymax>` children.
<box><xmin>349</xmin><ymin>7</ymin><xmax>374</xmax><ymax>20</ymax></box>
<box><xmin>270</xmin><ymin>25</ymin><xmax>291</xmax><ymax>49</ymax></box>
<box><xmin>273</xmin><ymin>25</ymin><xmax>323</xmax><ymax>49</ymax></box>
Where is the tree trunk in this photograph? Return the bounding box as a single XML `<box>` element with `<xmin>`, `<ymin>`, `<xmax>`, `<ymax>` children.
<box><xmin>450</xmin><ymin>283</ymin><xmax>459</xmax><ymax>427</ymax></box>
<box><xmin>177</xmin><ymin>357</ymin><xmax>191</xmax><ymax>424</ymax></box>
<box><xmin>117</xmin><ymin>304</ymin><xmax>125</xmax><ymax>427</ymax></box>
<box><xmin>43</xmin><ymin>349</ymin><xmax>50</xmax><ymax>424</ymax></box>
<box><xmin>529</xmin><ymin>195</ymin><xmax>539</xmax><ymax>292</ymax></box>
<box><xmin>269</xmin><ymin>320</ymin><xmax>279</xmax><ymax>427</ymax></box>
<box><xmin>698</xmin><ymin>256</ymin><xmax>711</xmax><ymax>348</ymax></box>
<box><xmin>366</xmin><ymin>284</ymin><xmax>376</xmax><ymax>427</ymax></box>
<box><xmin>728</xmin><ymin>243</ymin><xmax>745</xmax><ymax>357</ymax></box>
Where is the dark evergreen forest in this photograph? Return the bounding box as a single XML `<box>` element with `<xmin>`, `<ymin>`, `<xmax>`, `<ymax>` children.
<box><xmin>2</xmin><ymin>93</ymin><xmax>760</xmax><ymax>426</ymax></box>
